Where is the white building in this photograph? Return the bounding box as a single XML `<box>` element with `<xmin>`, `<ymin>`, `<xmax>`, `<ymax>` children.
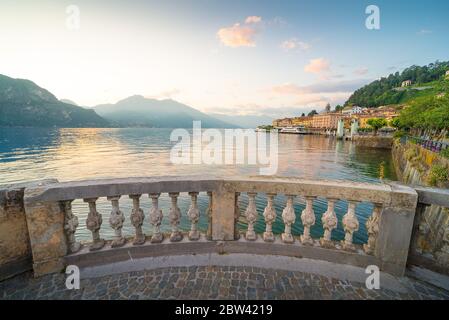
<box><xmin>401</xmin><ymin>80</ymin><xmax>412</xmax><ymax>87</ymax></box>
<box><xmin>342</xmin><ymin>105</ymin><xmax>364</xmax><ymax>115</ymax></box>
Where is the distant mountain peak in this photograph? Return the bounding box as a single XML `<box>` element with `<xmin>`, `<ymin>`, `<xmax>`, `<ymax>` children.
<box><xmin>0</xmin><ymin>74</ymin><xmax>109</xmax><ymax>127</ymax></box>
<box><xmin>93</xmin><ymin>96</ymin><xmax>238</xmax><ymax>128</ymax></box>
<box><xmin>0</xmin><ymin>74</ymin><xmax>58</xmax><ymax>104</ymax></box>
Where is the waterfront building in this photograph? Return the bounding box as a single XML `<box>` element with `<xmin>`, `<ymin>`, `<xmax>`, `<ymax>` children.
<box><xmin>310</xmin><ymin>113</ymin><xmax>343</xmax><ymax>129</ymax></box>
<box><xmin>354</xmin><ymin>114</ymin><xmax>375</xmax><ymax>128</ymax></box>
<box><xmin>353</xmin><ymin>109</ymin><xmax>398</xmax><ymax>128</ymax></box>
<box><xmin>273</xmin><ymin>118</ymin><xmax>293</xmax><ymax>127</ymax></box>
<box><xmin>291</xmin><ymin>116</ymin><xmax>313</xmax><ymax>127</ymax></box>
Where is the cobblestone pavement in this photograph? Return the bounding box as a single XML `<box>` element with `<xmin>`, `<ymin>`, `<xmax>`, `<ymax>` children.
<box><xmin>1</xmin><ymin>266</ymin><xmax>449</xmax><ymax>300</ymax></box>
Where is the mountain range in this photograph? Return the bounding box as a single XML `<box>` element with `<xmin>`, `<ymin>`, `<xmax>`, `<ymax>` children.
<box><xmin>92</xmin><ymin>95</ymin><xmax>237</xmax><ymax>128</ymax></box>
<box><xmin>0</xmin><ymin>74</ymin><xmax>268</xmax><ymax>128</ymax></box>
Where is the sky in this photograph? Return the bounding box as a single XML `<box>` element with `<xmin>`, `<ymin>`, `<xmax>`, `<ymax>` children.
<box><xmin>1</xmin><ymin>0</ymin><xmax>448</xmax><ymax>118</ymax></box>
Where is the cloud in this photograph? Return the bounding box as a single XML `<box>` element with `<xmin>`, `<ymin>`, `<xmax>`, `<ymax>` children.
<box><xmin>270</xmin><ymin>16</ymin><xmax>287</xmax><ymax>27</ymax></box>
<box><xmin>354</xmin><ymin>67</ymin><xmax>369</xmax><ymax>76</ymax></box>
<box><xmin>245</xmin><ymin>16</ymin><xmax>262</xmax><ymax>24</ymax></box>
<box><xmin>281</xmin><ymin>38</ymin><xmax>311</xmax><ymax>51</ymax></box>
<box><xmin>202</xmin><ymin>79</ymin><xmax>372</xmax><ymax>118</ymax></box>
<box><xmin>304</xmin><ymin>58</ymin><xmax>330</xmax><ymax>74</ymax></box>
<box><xmin>217</xmin><ymin>23</ymin><xmax>257</xmax><ymax>47</ymax></box>
<box><xmin>417</xmin><ymin>29</ymin><xmax>432</xmax><ymax>35</ymax></box>
<box><xmin>217</xmin><ymin>16</ymin><xmax>262</xmax><ymax>47</ymax></box>
<box><xmin>208</xmin><ymin>105</ymin><xmax>312</xmax><ymax>118</ymax></box>
<box><xmin>271</xmin><ymin>79</ymin><xmax>370</xmax><ymax>96</ymax></box>
<box><xmin>267</xmin><ymin>78</ymin><xmax>371</xmax><ymax>110</ymax></box>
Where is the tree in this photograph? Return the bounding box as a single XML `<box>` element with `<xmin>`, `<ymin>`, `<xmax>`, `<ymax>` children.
<box><xmin>399</xmin><ymin>95</ymin><xmax>449</xmax><ymax>130</ymax></box>
<box><xmin>367</xmin><ymin>118</ymin><xmax>388</xmax><ymax>135</ymax></box>
<box><xmin>344</xmin><ymin>60</ymin><xmax>449</xmax><ymax>108</ymax></box>
<box><xmin>308</xmin><ymin>110</ymin><xmax>318</xmax><ymax>116</ymax></box>
<box><xmin>334</xmin><ymin>105</ymin><xmax>344</xmax><ymax>112</ymax></box>
<box><xmin>301</xmin><ymin>113</ymin><xmax>306</xmax><ymax>117</ymax></box>
<box><xmin>389</xmin><ymin>117</ymin><xmax>401</xmax><ymax>129</ymax></box>
<box><xmin>325</xmin><ymin>103</ymin><xmax>331</xmax><ymax>113</ymax></box>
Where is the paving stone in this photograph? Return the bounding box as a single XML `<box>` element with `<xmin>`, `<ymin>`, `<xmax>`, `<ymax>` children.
<box><xmin>1</xmin><ymin>266</ymin><xmax>448</xmax><ymax>300</ymax></box>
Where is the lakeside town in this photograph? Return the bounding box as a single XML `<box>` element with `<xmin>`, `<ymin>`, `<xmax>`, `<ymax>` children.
<box><xmin>271</xmin><ymin>104</ymin><xmax>398</xmax><ymax>133</ymax></box>
<box><xmin>1</xmin><ymin>0</ymin><xmax>449</xmax><ymax>306</ymax></box>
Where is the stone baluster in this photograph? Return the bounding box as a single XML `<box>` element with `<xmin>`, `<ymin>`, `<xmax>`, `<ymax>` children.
<box><xmin>149</xmin><ymin>193</ymin><xmax>163</xmax><ymax>243</ymax></box>
<box><xmin>245</xmin><ymin>192</ymin><xmax>258</xmax><ymax>241</ymax></box>
<box><xmin>436</xmin><ymin>225</ymin><xmax>449</xmax><ymax>266</ymax></box>
<box><xmin>169</xmin><ymin>192</ymin><xmax>183</xmax><ymax>242</ymax></box>
<box><xmin>187</xmin><ymin>192</ymin><xmax>200</xmax><ymax>241</ymax></box>
<box><xmin>263</xmin><ymin>193</ymin><xmax>277</xmax><ymax>242</ymax></box>
<box><xmin>108</xmin><ymin>196</ymin><xmax>126</xmax><ymax>248</ymax></box>
<box><xmin>61</xmin><ymin>200</ymin><xmax>82</xmax><ymax>253</ymax></box>
<box><xmin>281</xmin><ymin>195</ymin><xmax>296</xmax><ymax>244</ymax></box>
<box><xmin>341</xmin><ymin>201</ymin><xmax>359</xmax><ymax>251</ymax></box>
<box><xmin>206</xmin><ymin>192</ymin><xmax>213</xmax><ymax>240</ymax></box>
<box><xmin>363</xmin><ymin>203</ymin><xmax>382</xmax><ymax>254</ymax></box>
<box><xmin>234</xmin><ymin>192</ymin><xmax>241</xmax><ymax>240</ymax></box>
<box><xmin>320</xmin><ymin>198</ymin><xmax>338</xmax><ymax>248</ymax></box>
<box><xmin>84</xmin><ymin>198</ymin><xmax>105</xmax><ymax>251</ymax></box>
<box><xmin>300</xmin><ymin>196</ymin><xmax>316</xmax><ymax>245</ymax></box>
<box><xmin>129</xmin><ymin>194</ymin><xmax>145</xmax><ymax>245</ymax></box>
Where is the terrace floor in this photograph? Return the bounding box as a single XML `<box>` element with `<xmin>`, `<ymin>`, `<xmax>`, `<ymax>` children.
<box><xmin>1</xmin><ymin>254</ymin><xmax>449</xmax><ymax>300</ymax></box>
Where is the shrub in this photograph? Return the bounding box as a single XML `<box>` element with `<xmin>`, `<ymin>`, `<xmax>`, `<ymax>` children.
<box><xmin>427</xmin><ymin>165</ymin><xmax>449</xmax><ymax>186</ymax></box>
<box><xmin>393</xmin><ymin>130</ymin><xmax>406</xmax><ymax>139</ymax></box>
<box><xmin>441</xmin><ymin>147</ymin><xmax>449</xmax><ymax>159</ymax></box>
<box><xmin>390</xmin><ymin>118</ymin><xmax>402</xmax><ymax>129</ymax></box>
<box><xmin>367</xmin><ymin>118</ymin><xmax>388</xmax><ymax>135</ymax></box>
<box><xmin>405</xmin><ymin>148</ymin><xmax>418</xmax><ymax>161</ymax></box>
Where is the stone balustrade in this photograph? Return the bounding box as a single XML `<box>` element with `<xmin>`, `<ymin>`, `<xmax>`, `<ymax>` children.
<box><xmin>15</xmin><ymin>175</ymin><xmax>424</xmax><ymax>278</ymax></box>
<box><xmin>408</xmin><ymin>186</ymin><xmax>449</xmax><ymax>274</ymax></box>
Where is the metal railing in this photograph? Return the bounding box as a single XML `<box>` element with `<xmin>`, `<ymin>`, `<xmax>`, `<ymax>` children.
<box><xmin>401</xmin><ymin>136</ymin><xmax>449</xmax><ymax>153</ymax></box>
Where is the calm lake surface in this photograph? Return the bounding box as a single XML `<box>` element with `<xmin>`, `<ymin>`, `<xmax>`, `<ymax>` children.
<box><xmin>0</xmin><ymin>127</ymin><xmax>397</xmax><ymax>244</ymax></box>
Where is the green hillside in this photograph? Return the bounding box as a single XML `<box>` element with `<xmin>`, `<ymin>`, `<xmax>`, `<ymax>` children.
<box><xmin>0</xmin><ymin>74</ymin><xmax>110</xmax><ymax>127</ymax></box>
<box><xmin>345</xmin><ymin>61</ymin><xmax>449</xmax><ymax>108</ymax></box>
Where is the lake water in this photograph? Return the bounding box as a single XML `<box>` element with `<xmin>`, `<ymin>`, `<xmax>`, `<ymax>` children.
<box><xmin>0</xmin><ymin>127</ymin><xmax>397</xmax><ymax>244</ymax></box>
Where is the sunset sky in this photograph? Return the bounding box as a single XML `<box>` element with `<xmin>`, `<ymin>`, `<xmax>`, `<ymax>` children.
<box><xmin>1</xmin><ymin>0</ymin><xmax>448</xmax><ymax>117</ymax></box>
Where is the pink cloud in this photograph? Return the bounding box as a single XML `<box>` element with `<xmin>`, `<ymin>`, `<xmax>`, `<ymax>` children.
<box><xmin>217</xmin><ymin>23</ymin><xmax>257</xmax><ymax>47</ymax></box>
<box><xmin>304</xmin><ymin>58</ymin><xmax>330</xmax><ymax>74</ymax></box>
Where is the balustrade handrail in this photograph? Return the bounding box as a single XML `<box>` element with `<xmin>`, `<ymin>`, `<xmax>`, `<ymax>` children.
<box><xmin>20</xmin><ymin>175</ymin><xmax>421</xmax><ymax>277</ymax></box>
<box><xmin>26</xmin><ymin>175</ymin><xmax>402</xmax><ymax>205</ymax></box>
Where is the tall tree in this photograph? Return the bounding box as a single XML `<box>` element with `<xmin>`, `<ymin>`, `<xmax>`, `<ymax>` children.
<box><xmin>334</xmin><ymin>105</ymin><xmax>343</xmax><ymax>112</ymax></box>
<box><xmin>308</xmin><ymin>110</ymin><xmax>318</xmax><ymax>116</ymax></box>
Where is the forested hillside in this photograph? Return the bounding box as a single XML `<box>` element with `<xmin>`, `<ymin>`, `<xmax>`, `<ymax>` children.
<box><xmin>345</xmin><ymin>61</ymin><xmax>449</xmax><ymax>107</ymax></box>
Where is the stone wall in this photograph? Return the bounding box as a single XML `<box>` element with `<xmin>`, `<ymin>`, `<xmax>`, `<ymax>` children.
<box><xmin>0</xmin><ymin>180</ymin><xmax>58</xmax><ymax>280</ymax></box>
<box><xmin>0</xmin><ymin>186</ymin><xmax>32</xmax><ymax>281</ymax></box>
<box><xmin>352</xmin><ymin>136</ymin><xmax>393</xmax><ymax>149</ymax></box>
<box><xmin>392</xmin><ymin>140</ymin><xmax>449</xmax><ymax>274</ymax></box>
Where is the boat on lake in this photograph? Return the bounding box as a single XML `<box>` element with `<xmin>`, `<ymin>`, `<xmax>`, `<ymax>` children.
<box><xmin>279</xmin><ymin>126</ymin><xmax>308</xmax><ymax>134</ymax></box>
